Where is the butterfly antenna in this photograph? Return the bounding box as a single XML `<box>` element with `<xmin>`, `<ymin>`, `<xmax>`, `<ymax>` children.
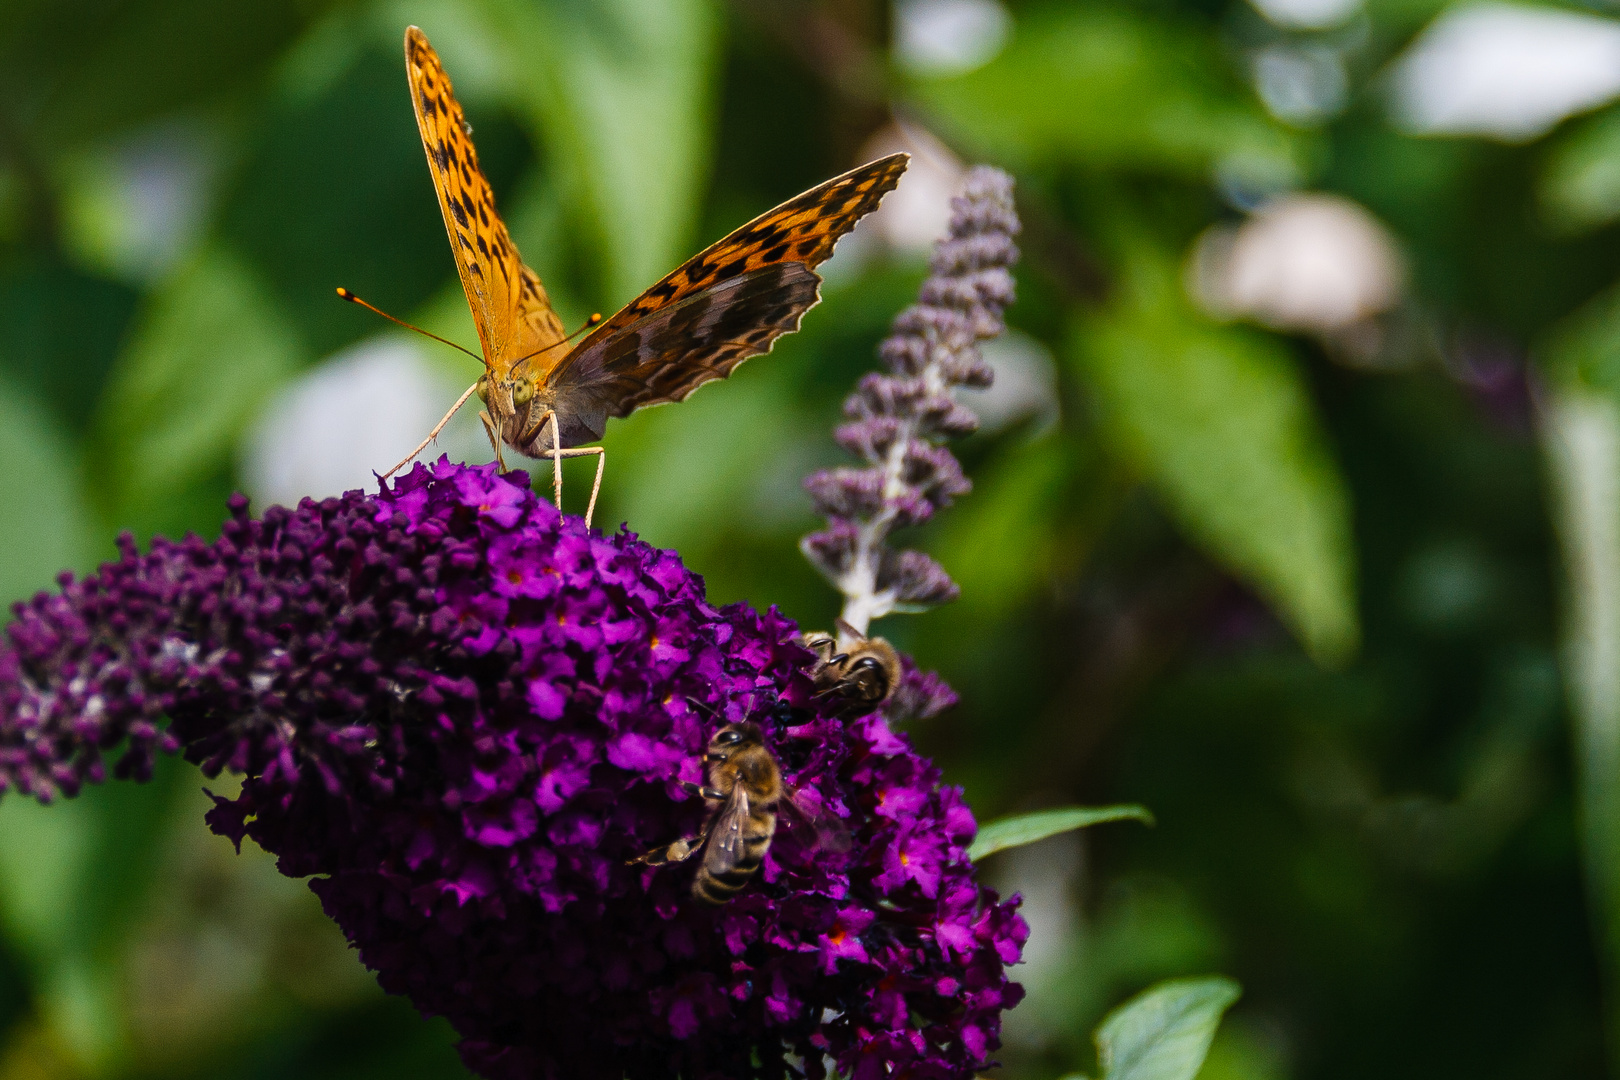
<box><xmin>336</xmin><ymin>288</ymin><xmax>483</xmax><ymax>364</ymax></box>
<box><xmin>509</xmin><ymin>312</ymin><xmax>604</xmax><ymax>378</ymax></box>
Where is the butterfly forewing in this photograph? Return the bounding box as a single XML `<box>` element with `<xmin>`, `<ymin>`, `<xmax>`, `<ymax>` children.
<box><xmin>404</xmin><ymin>27</ymin><xmax>567</xmax><ymax>380</ymax></box>
<box><xmin>549</xmin><ymin>154</ymin><xmax>911</xmax><ymax>422</ymax></box>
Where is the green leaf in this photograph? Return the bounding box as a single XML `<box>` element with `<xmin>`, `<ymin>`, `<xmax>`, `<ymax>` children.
<box><xmin>89</xmin><ymin>245</ymin><xmax>305</xmax><ymax>530</ymax></box>
<box><xmin>1074</xmin><ymin>250</ymin><xmax>1358</xmax><ymax>666</ymax></box>
<box><xmin>0</xmin><ymin>761</ymin><xmax>190</xmax><ymax>1072</ymax></box>
<box><xmin>1096</xmin><ymin>977</ymin><xmax>1241</xmax><ymax>1080</ymax></box>
<box><xmin>1541</xmin><ymin>107</ymin><xmax>1620</xmax><ymax>234</ymax></box>
<box><xmin>909</xmin><ymin>7</ymin><xmax>1298</xmax><ymax>179</ymax></box>
<box><xmin>0</xmin><ymin>378</ymin><xmax>95</xmax><ymax>606</ymax></box>
<box><xmin>970</xmin><ymin>805</ymin><xmax>1155</xmax><ymax>861</ymax></box>
<box><xmin>937</xmin><ymin>436</ymin><xmax>1075</xmax><ymax>619</ymax></box>
<box><xmin>483</xmin><ymin>0</ymin><xmax>719</xmax><ymax>303</ymax></box>
<box><xmin>1541</xmin><ymin>278</ymin><xmax>1620</xmax><ymax>397</ymax></box>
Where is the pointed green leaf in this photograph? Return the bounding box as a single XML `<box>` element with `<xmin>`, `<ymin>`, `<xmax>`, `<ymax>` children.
<box><xmin>1097</xmin><ymin>977</ymin><xmax>1241</xmax><ymax>1080</ymax></box>
<box><xmin>1542</xmin><ymin>109</ymin><xmax>1620</xmax><ymax>234</ymax></box>
<box><xmin>90</xmin><ymin>245</ymin><xmax>305</xmax><ymax>529</ymax></box>
<box><xmin>970</xmin><ymin>804</ymin><xmax>1155</xmax><ymax>861</ymax></box>
<box><xmin>1074</xmin><ymin>250</ymin><xmax>1358</xmax><ymax>666</ymax></box>
<box><xmin>0</xmin><ymin>379</ymin><xmax>95</xmax><ymax>606</ymax></box>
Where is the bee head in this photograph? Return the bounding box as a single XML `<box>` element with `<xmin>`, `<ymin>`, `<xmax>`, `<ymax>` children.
<box><xmin>706</xmin><ymin>722</ymin><xmax>763</xmax><ymax>761</ymax></box>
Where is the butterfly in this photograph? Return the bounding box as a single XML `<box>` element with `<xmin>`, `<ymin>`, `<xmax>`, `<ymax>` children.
<box><xmin>380</xmin><ymin>26</ymin><xmax>908</xmax><ymax>526</ymax></box>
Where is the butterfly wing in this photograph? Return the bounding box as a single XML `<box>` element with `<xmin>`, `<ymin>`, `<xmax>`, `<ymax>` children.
<box><xmin>544</xmin><ymin>153</ymin><xmax>910</xmax><ymax>434</ymax></box>
<box><xmin>404</xmin><ymin>27</ymin><xmax>567</xmax><ymax>378</ymax></box>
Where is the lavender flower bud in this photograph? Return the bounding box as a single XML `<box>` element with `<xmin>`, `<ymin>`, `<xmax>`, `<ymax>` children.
<box><xmin>835</xmin><ymin>417</ymin><xmax>903</xmax><ymax>463</ymax></box>
<box><xmin>903</xmin><ymin>442</ymin><xmax>972</xmax><ymax>508</ymax></box>
<box><xmin>878</xmin><ymin>335</ymin><xmax>931</xmax><ymax>377</ymax></box>
<box><xmin>800</xmin><ymin>520</ymin><xmax>861</xmax><ymax>579</ymax></box>
<box><xmin>879</xmin><ymin>549</ymin><xmax>962</xmax><ymax>608</ymax></box>
<box><xmin>887</xmin><ymin>660</ymin><xmax>961</xmax><ymax>724</ymax></box>
<box><xmin>805</xmin><ymin>467</ymin><xmax>885</xmax><ymax>518</ymax></box>
<box><xmin>847</xmin><ymin>373</ymin><xmax>926</xmax><ymax>420</ymax></box>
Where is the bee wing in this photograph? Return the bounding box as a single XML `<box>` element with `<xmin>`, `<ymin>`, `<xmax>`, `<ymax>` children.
<box><xmin>704</xmin><ymin>784</ymin><xmax>751</xmax><ymax>874</ymax></box>
<box><xmin>784</xmin><ymin>788</ymin><xmax>852</xmax><ymax>854</ymax></box>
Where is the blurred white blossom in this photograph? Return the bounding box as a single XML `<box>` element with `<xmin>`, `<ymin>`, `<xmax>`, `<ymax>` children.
<box><xmin>1190</xmin><ymin>193</ymin><xmax>1406</xmax><ymax>334</ymax></box>
<box><xmin>991</xmin><ymin>836</ymin><xmax>1082</xmax><ymax>1050</ymax></box>
<box><xmin>823</xmin><ymin>122</ymin><xmax>966</xmax><ymax>283</ymax></box>
<box><xmin>242</xmin><ymin>337</ymin><xmax>488</xmax><ymax>508</ymax></box>
<box><xmin>1390</xmin><ymin>2</ymin><xmax>1620</xmax><ymax>142</ymax></box>
<box><xmin>958</xmin><ymin>331</ymin><xmax>1060</xmax><ymax>439</ymax></box>
<box><xmin>855</xmin><ymin>122</ymin><xmax>967</xmax><ymax>253</ymax></box>
<box><xmin>894</xmin><ymin>0</ymin><xmax>1011</xmax><ymax>76</ymax></box>
<box><xmin>1248</xmin><ymin>0</ymin><xmax>1362</xmax><ymax>30</ymax></box>
<box><xmin>61</xmin><ymin>122</ymin><xmax>220</xmax><ymax>283</ymax></box>
<box><xmin>1253</xmin><ymin>44</ymin><xmax>1349</xmax><ymax>124</ymax></box>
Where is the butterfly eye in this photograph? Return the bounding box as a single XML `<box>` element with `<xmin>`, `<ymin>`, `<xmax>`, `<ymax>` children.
<box><xmin>511</xmin><ymin>377</ymin><xmax>535</xmax><ymax>407</ymax></box>
<box><xmin>475</xmin><ymin>375</ymin><xmax>489</xmax><ymax>404</ymax></box>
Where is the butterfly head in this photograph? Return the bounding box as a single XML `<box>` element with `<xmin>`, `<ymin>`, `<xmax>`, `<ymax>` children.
<box><xmin>476</xmin><ymin>373</ymin><xmax>538</xmax><ymax>414</ymax></box>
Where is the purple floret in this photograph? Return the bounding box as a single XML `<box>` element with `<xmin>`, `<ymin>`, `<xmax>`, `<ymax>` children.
<box><xmin>0</xmin><ymin>458</ymin><xmax>1024</xmax><ymax>1080</ymax></box>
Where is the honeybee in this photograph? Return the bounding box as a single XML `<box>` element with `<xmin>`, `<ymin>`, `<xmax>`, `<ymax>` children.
<box><xmin>631</xmin><ymin>722</ymin><xmax>783</xmax><ymax>904</ymax></box>
<box><xmin>801</xmin><ymin>620</ymin><xmax>901</xmax><ymax>707</ymax></box>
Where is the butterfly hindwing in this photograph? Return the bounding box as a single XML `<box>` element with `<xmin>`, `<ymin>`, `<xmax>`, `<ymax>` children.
<box><xmin>550</xmin><ymin>154</ymin><xmax>909</xmax><ymax>419</ymax></box>
<box><xmin>404</xmin><ymin>27</ymin><xmax>566</xmax><ymax>377</ymax></box>
<box><xmin>557</xmin><ymin>263</ymin><xmax>820</xmax><ymax>437</ymax></box>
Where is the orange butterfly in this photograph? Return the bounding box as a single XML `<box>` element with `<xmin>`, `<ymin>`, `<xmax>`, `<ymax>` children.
<box><xmin>370</xmin><ymin>26</ymin><xmax>907</xmax><ymax>526</ymax></box>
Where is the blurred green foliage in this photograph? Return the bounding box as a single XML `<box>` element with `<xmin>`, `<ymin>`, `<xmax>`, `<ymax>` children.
<box><xmin>0</xmin><ymin>0</ymin><xmax>1617</xmax><ymax>1078</ymax></box>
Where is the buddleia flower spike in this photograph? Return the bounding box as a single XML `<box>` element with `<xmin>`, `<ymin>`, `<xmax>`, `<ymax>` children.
<box><xmin>801</xmin><ymin>166</ymin><xmax>1021</xmax><ymax>719</ymax></box>
<box><xmin>0</xmin><ymin>458</ymin><xmax>1026</xmax><ymax>1080</ymax></box>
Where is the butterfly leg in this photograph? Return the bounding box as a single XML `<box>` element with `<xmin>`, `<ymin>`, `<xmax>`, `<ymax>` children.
<box><xmin>520</xmin><ymin>409</ymin><xmax>606</xmax><ymax>529</ymax></box>
<box><xmin>536</xmin><ymin>447</ymin><xmax>605</xmax><ymax>527</ymax></box>
<box><xmin>479</xmin><ymin>410</ymin><xmax>508</xmax><ymax>472</ymax></box>
<box><xmin>553</xmin><ymin>446</ymin><xmax>605</xmax><ymax>530</ymax></box>
<box><xmin>381</xmin><ymin>380</ymin><xmax>482</xmax><ymax>480</ymax></box>
<box><xmin>516</xmin><ymin>409</ymin><xmax>568</xmax><ymax>510</ymax></box>
<box><xmin>547</xmin><ymin>411</ymin><xmax>564</xmax><ymax>513</ymax></box>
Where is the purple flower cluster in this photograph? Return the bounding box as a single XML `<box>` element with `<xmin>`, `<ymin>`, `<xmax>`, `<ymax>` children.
<box><xmin>801</xmin><ymin>167</ymin><xmax>1021</xmax><ymax>638</ymax></box>
<box><xmin>0</xmin><ymin>459</ymin><xmax>1024</xmax><ymax>1080</ymax></box>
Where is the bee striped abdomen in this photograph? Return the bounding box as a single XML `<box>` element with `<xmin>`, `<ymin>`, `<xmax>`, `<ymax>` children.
<box><xmin>693</xmin><ymin>809</ymin><xmax>777</xmax><ymax>904</ymax></box>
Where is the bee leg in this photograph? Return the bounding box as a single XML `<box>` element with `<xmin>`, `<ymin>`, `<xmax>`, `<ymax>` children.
<box><xmin>680</xmin><ymin>781</ymin><xmax>726</xmax><ymax>800</ymax></box>
<box><xmin>479</xmin><ymin>410</ymin><xmax>508</xmax><ymax>472</ymax></box>
<box><xmin>629</xmin><ymin>811</ymin><xmax>717</xmax><ymax>868</ymax></box>
<box><xmin>629</xmin><ymin>835</ymin><xmax>701</xmax><ymax>866</ymax></box>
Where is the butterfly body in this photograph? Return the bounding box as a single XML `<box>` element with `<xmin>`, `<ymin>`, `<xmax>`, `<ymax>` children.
<box><xmin>399</xmin><ymin>26</ymin><xmax>907</xmax><ymax>515</ymax></box>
